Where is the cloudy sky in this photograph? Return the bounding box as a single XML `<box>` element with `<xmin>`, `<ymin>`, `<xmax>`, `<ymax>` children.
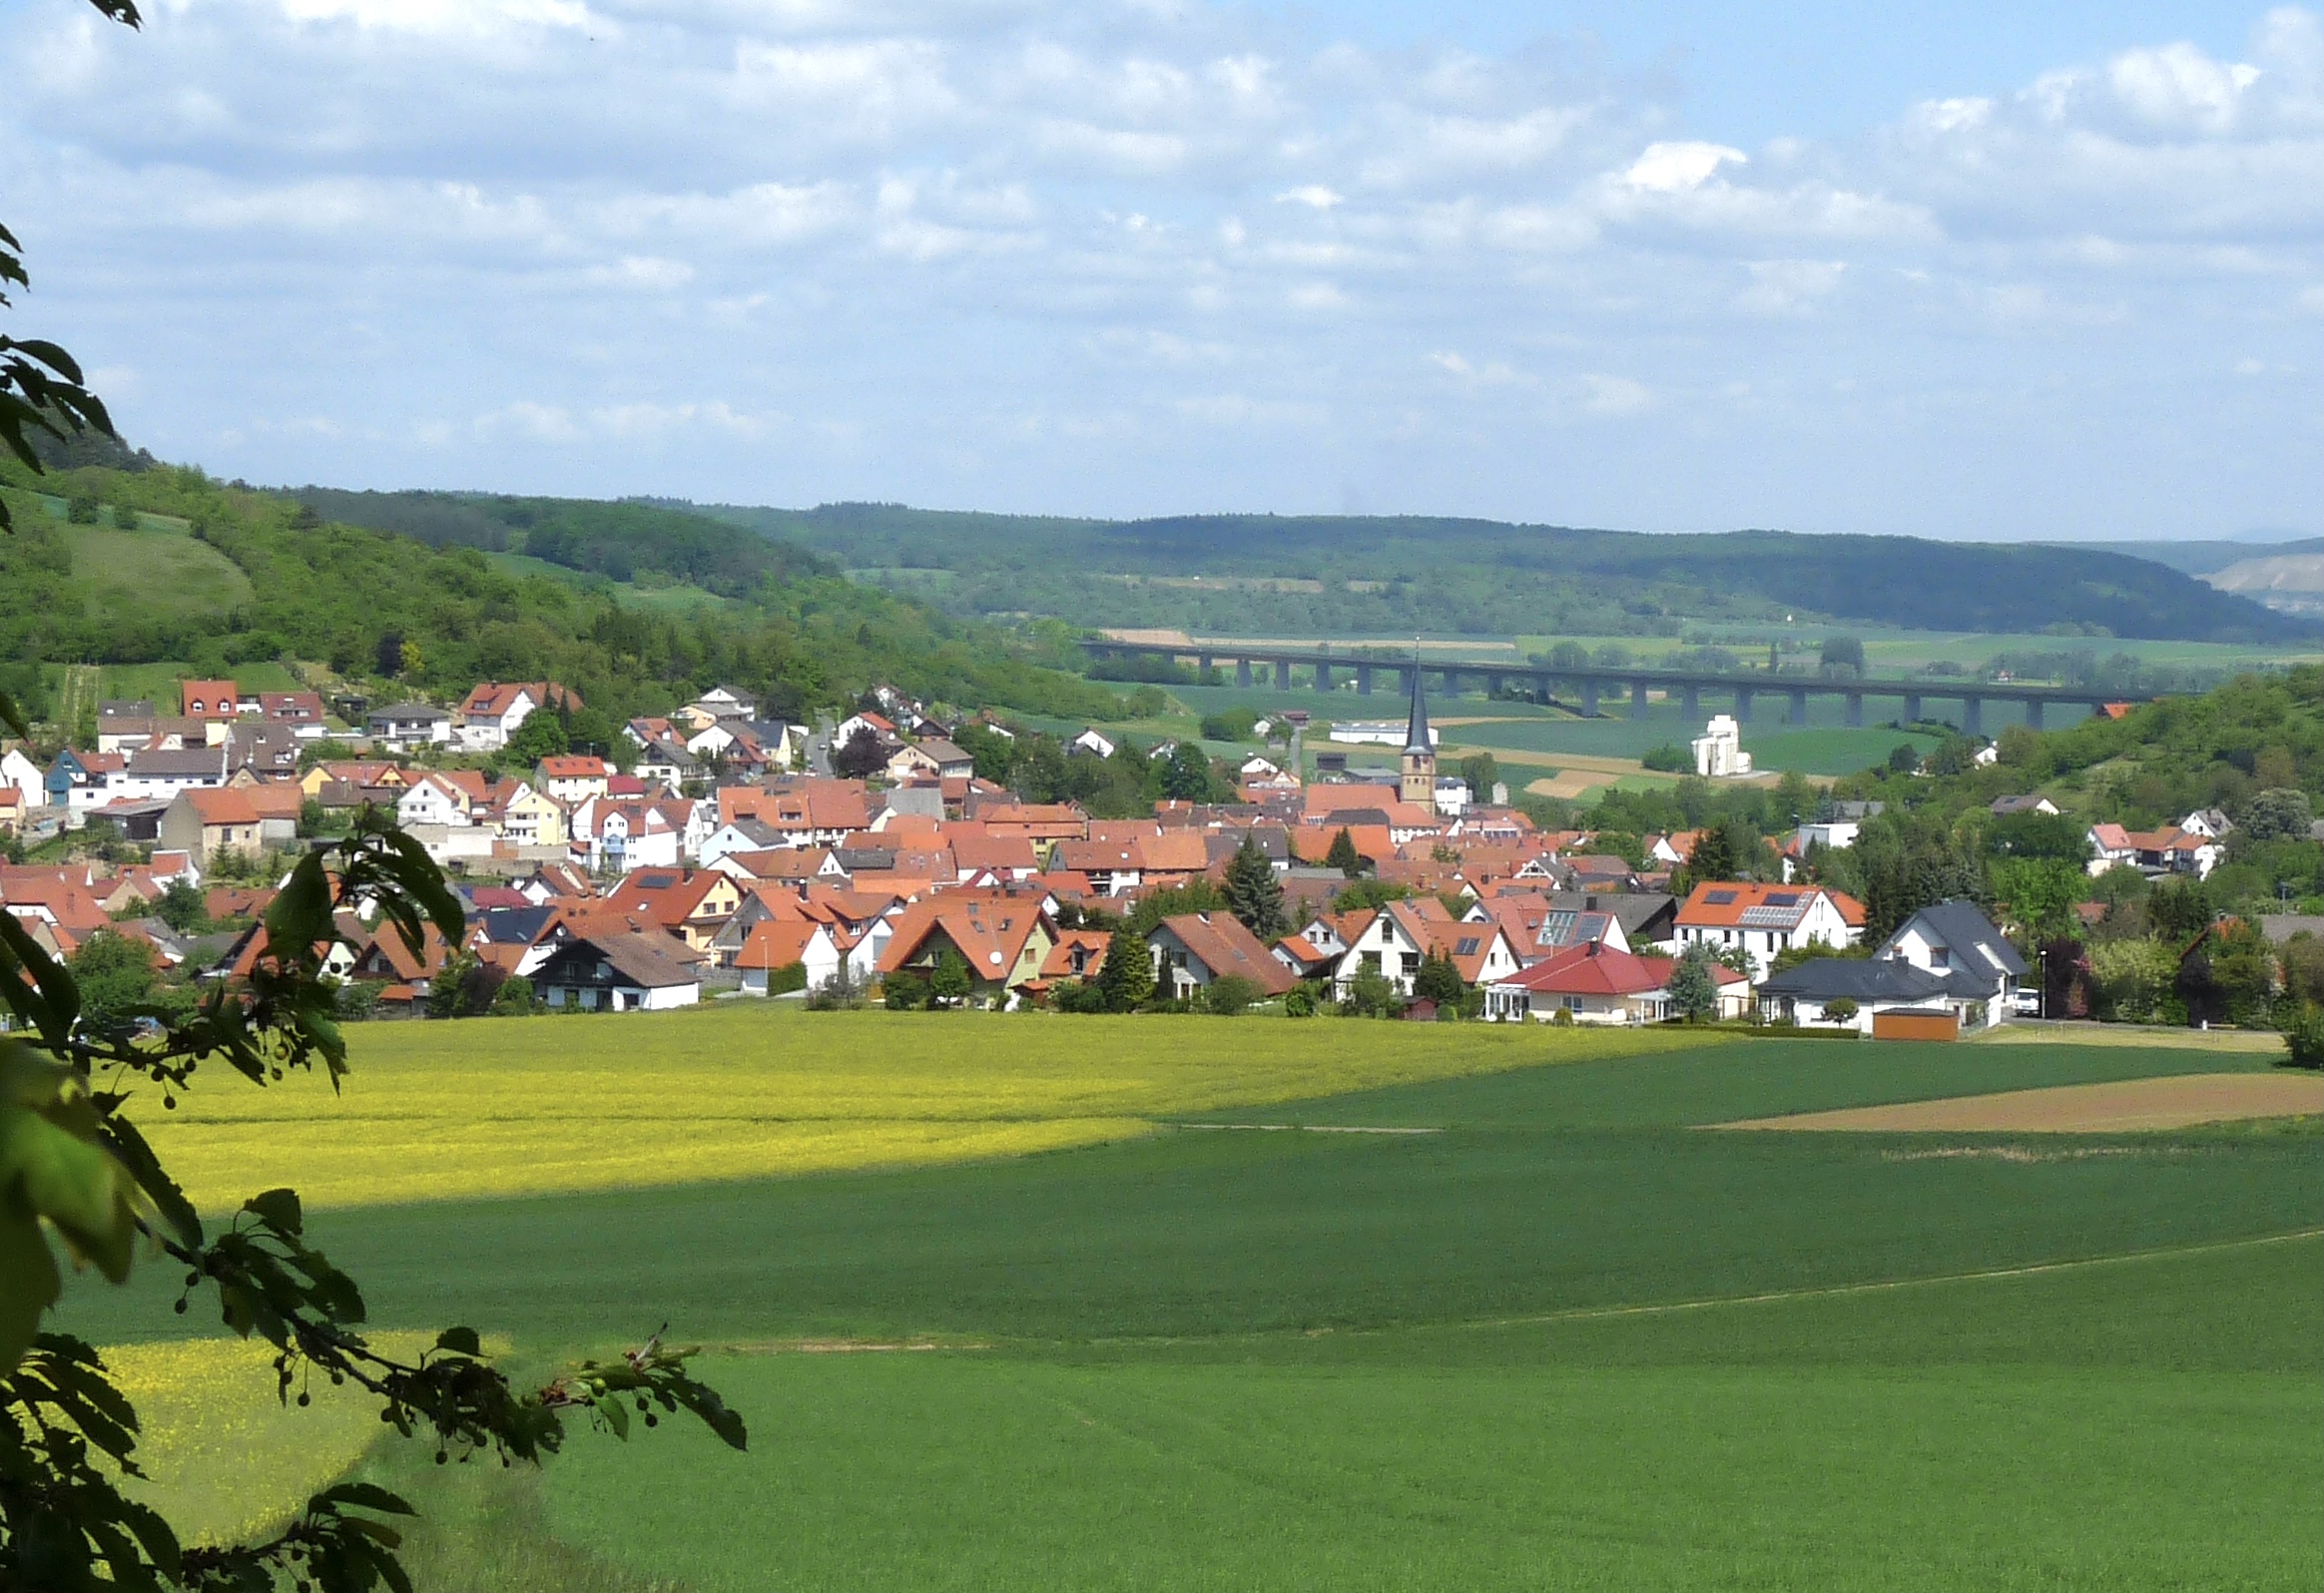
<box><xmin>1</xmin><ymin>0</ymin><xmax>2317</xmax><ymax>540</ymax></box>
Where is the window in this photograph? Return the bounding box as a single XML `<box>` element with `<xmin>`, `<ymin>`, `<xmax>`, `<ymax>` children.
<box><xmin>1401</xmin><ymin>952</ymin><xmax>1422</xmax><ymax>974</ymax></box>
<box><xmin>1362</xmin><ymin>951</ymin><xmax>1381</xmax><ymax>972</ymax></box>
<box><xmin>1929</xmin><ymin>946</ymin><xmax>1950</xmax><ymax>967</ymax></box>
<box><xmin>1563</xmin><ymin>995</ymin><xmax>1583</xmax><ymax>1013</ymax></box>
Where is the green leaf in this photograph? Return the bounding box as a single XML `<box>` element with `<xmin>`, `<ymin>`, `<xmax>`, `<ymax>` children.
<box><xmin>594</xmin><ymin>1392</ymin><xmax>630</xmax><ymax>1438</ymax></box>
<box><xmin>0</xmin><ymin>1044</ymin><xmax>150</xmax><ymax>1285</ymax></box>
<box><xmin>265</xmin><ymin>853</ymin><xmax>334</xmax><ymax>964</ymax></box>
<box><xmin>0</xmin><ymin>1204</ymin><xmax>61</xmax><ymax>1370</ymax></box>
<box><xmin>316</xmin><ymin>1481</ymin><xmax>416</xmax><ymax>1516</ymax></box>
<box><xmin>433</xmin><ymin>1326</ymin><xmax>481</xmax><ymax>1356</ymax></box>
<box><xmin>97</xmin><ymin>1114</ymin><xmax>202</xmax><ymax>1251</ymax></box>
<box><xmin>242</xmin><ymin>1187</ymin><xmax>303</xmax><ymax>1235</ymax></box>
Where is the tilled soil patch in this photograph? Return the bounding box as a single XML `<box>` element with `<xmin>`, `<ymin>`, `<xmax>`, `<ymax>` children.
<box><xmin>1713</xmin><ymin>1072</ymin><xmax>2324</xmax><ymax>1134</ymax></box>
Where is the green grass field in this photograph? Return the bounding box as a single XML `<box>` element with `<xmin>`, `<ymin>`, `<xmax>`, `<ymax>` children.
<box><xmin>61</xmin><ymin>1024</ymin><xmax>2323</xmax><ymax>1590</ymax></box>
<box><xmin>67</xmin><ymin>520</ymin><xmax>255</xmax><ymax>626</ymax></box>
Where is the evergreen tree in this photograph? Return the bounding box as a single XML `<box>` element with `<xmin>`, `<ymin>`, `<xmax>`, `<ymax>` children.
<box><xmin>1325</xmin><ymin>826</ymin><xmax>1363</xmax><ymax>877</ymax></box>
<box><xmin>1095</xmin><ymin>926</ymin><xmax>1155</xmax><ymax>1010</ymax></box>
<box><xmin>1682</xmin><ymin>825</ymin><xmax>1738</xmax><ymax>886</ymax></box>
<box><xmin>929</xmin><ymin>948</ymin><xmax>974</xmax><ymax>1007</ymax></box>
<box><xmin>1224</xmin><ymin>832</ymin><xmax>1289</xmax><ymax>939</ymax></box>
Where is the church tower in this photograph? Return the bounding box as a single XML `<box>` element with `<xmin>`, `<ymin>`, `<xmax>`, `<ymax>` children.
<box><xmin>1400</xmin><ymin>652</ymin><xmax>1436</xmax><ymax>808</ymax></box>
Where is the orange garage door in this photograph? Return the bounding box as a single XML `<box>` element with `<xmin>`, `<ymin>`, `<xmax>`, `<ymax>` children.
<box><xmin>1873</xmin><ymin>1008</ymin><xmax>1960</xmax><ymax>1042</ymax></box>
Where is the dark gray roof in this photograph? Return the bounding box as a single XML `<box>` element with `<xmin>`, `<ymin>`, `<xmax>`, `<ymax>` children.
<box><xmin>370</xmin><ymin>703</ymin><xmax>449</xmax><ymax>722</ymax></box>
<box><xmin>1756</xmin><ymin>958</ymin><xmax>1953</xmax><ymax>1003</ymax></box>
<box><xmin>543</xmin><ymin>933</ymin><xmax>700</xmax><ymax>989</ymax></box>
<box><xmin>130</xmin><ymin>748</ymin><xmax>228</xmax><ymax>778</ymax></box>
<box><xmin>475</xmin><ymin>905</ymin><xmax>560</xmax><ymax>945</ymax></box>
<box><xmin>2262</xmin><ymin>914</ymin><xmax>2324</xmax><ymax>943</ymax></box>
<box><xmin>1889</xmin><ymin>899</ymin><xmax>2027</xmax><ymax>979</ymax></box>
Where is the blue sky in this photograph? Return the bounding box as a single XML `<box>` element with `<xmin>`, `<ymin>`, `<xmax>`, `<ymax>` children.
<box><xmin>0</xmin><ymin>0</ymin><xmax>2316</xmax><ymax>542</ymax></box>
<box><xmin>1296</xmin><ymin>2</ymin><xmax>2260</xmax><ymax>139</ymax></box>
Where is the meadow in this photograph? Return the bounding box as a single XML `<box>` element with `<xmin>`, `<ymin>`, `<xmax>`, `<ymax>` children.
<box><xmin>123</xmin><ymin>1005</ymin><xmax>1708</xmax><ymax>1211</ymax></box>
<box><xmin>63</xmin><ymin>1018</ymin><xmax>2322</xmax><ymax>1590</ymax></box>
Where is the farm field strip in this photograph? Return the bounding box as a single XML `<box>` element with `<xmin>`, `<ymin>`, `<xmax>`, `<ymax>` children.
<box><xmin>1714</xmin><ymin>1072</ymin><xmax>2324</xmax><ymax>1133</ymax></box>
<box><xmin>134</xmin><ymin>1009</ymin><xmax>1714</xmax><ymax>1211</ymax></box>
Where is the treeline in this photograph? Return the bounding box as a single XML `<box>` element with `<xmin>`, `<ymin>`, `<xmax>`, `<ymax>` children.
<box><xmin>691</xmin><ymin>501</ymin><xmax>2311</xmax><ymax>645</ymax></box>
<box><xmin>0</xmin><ymin>461</ymin><xmax>1128</xmax><ymax>727</ymax></box>
<box><xmin>290</xmin><ymin>489</ymin><xmax>834</xmax><ymax>598</ymax></box>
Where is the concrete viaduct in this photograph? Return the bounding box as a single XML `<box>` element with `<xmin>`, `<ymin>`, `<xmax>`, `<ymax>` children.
<box><xmin>1081</xmin><ymin>640</ymin><xmax>2134</xmax><ymax>738</ymax></box>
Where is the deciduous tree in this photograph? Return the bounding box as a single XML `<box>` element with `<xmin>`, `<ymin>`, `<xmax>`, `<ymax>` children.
<box><xmin>1665</xmin><ymin>945</ymin><xmax>1719</xmax><ymax>1022</ymax></box>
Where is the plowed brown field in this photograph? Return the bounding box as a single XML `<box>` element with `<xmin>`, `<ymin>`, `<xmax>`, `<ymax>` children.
<box><xmin>1714</xmin><ymin>1071</ymin><xmax>2324</xmax><ymax>1133</ymax></box>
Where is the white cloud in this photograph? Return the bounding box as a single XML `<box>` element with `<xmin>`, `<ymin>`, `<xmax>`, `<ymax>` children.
<box><xmin>0</xmin><ymin>0</ymin><xmax>2311</xmax><ymax>538</ymax></box>
<box><xmin>1622</xmin><ymin>141</ymin><xmax>1747</xmax><ymax>194</ymax></box>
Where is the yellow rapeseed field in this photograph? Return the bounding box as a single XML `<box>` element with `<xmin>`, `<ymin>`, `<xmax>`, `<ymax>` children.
<box><xmin>103</xmin><ymin>1333</ymin><xmax>444</xmax><ymax>1546</ymax></box>
<box><xmin>126</xmin><ymin>1007</ymin><xmax>1716</xmax><ymax>1211</ymax></box>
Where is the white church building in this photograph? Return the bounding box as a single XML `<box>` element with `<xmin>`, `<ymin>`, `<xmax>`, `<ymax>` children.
<box><xmin>1692</xmin><ymin>715</ymin><xmax>1754</xmax><ymax>779</ymax></box>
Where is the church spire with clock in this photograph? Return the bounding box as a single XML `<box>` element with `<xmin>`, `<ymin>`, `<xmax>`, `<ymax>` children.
<box><xmin>1399</xmin><ymin>648</ymin><xmax>1436</xmax><ymax>808</ymax></box>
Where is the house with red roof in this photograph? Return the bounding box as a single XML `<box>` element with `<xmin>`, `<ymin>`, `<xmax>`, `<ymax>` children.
<box><xmin>453</xmin><ymin>681</ymin><xmax>579</xmax><ymax>753</ymax></box>
<box><xmin>157</xmin><ymin>787</ymin><xmax>263</xmax><ymax>862</ymax></box>
<box><xmin>1673</xmin><ymin>881</ymin><xmax>1865</xmax><ymax>980</ymax></box>
<box><xmin>735</xmin><ymin>917</ymin><xmax>843</xmax><ymax>996</ymax></box>
<box><xmin>1147</xmin><ymin>912</ymin><xmax>1299</xmax><ymax>1002</ymax></box>
<box><xmin>875</xmin><ymin>891</ymin><xmax>1057</xmax><ymax>1005</ymax></box>
<box><xmin>1484</xmin><ymin>940</ymin><xmax>1750</xmax><ymax>1024</ymax></box>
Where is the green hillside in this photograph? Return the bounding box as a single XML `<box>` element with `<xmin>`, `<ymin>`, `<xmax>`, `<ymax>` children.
<box><xmin>0</xmin><ymin>463</ymin><xmax>1126</xmax><ymax>729</ymax></box>
<box><xmin>687</xmin><ymin>502</ymin><xmax>2311</xmax><ymax>646</ymax></box>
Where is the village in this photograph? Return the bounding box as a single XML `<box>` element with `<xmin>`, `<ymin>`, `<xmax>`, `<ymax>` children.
<box><xmin>0</xmin><ymin>657</ymin><xmax>2248</xmax><ymax>1040</ymax></box>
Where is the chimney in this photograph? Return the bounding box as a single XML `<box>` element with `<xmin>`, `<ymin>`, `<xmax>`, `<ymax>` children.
<box><xmin>1585</xmin><ymin>894</ymin><xmax>1599</xmax><ymax>910</ymax></box>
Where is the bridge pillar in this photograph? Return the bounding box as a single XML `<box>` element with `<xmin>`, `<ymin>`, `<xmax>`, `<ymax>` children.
<box><xmin>1273</xmin><ymin>660</ymin><xmax>1289</xmax><ymax>690</ymax></box>
<box><xmin>2026</xmin><ymin>701</ymin><xmax>2043</xmax><ymax>732</ymax></box>
<box><xmin>1485</xmin><ymin>673</ymin><xmax>1505</xmax><ymax>700</ymax></box>
<box><xmin>1197</xmin><ymin>654</ymin><xmax>1213</xmax><ymax>681</ymax></box>
<box><xmin>1236</xmin><ymin>658</ymin><xmax>1252</xmax><ymax>689</ymax></box>
<box><xmin>1682</xmin><ymin>685</ymin><xmax>1700</xmax><ymax>723</ymax></box>
<box><xmin>1582</xmin><ymin>681</ymin><xmax>1599</xmax><ymax>719</ymax></box>
<box><xmin>1734</xmin><ymin>689</ymin><xmax>1752</xmax><ymax>724</ymax></box>
<box><xmin>1904</xmin><ymin>693</ymin><xmax>1923</xmax><ymax>725</ymax></box>
<box><xmin>1356</xmin><ymin>664</ymin><xmax>1374</xmax><ymax>696</ymax></box>
<box><xmin>1534</xmin><ymin>673</ymin><xmax>1552</xmax><ymax>706</ymax></box>
<box><xmin>1963</xmin><ymin>696</ymin><xmax>1983</xmax><ymax>738</ymax></box>
<box><xmin>1788</xmin><ymin>688</ymin><xmax>1810</xmax><ymax>726</ymax></box>
<box><xmin>1632</xmin><ymin>679</ymin><xmax>1649</xmax><ymax>719</ymax></box>
<box><xmin>1844</xmin><ymin>693</ymin><xmax>1863</xmax><ymax>728</ymax></box>
<box><xmin>1315</xmin><ymin>662</ymin><xmax>1331</xmax><ymax>693</ymax></box>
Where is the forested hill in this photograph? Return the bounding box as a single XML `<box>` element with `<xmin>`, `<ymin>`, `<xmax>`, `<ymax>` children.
<box><xmin>693</xmin><ymin>503</ymin><xmax>2311</xmax><ymax>645</ymax></box>
<box><xmin>0</xmin><ymin>464</ymin><xmax>1124</xmax><ymax>728</ymax></box>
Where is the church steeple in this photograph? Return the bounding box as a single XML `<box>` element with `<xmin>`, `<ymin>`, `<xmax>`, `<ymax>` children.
<box><xmin>1400</xmin><ymin>646</ymin><xmax>1436</xmax><ymax>807</ymax></box>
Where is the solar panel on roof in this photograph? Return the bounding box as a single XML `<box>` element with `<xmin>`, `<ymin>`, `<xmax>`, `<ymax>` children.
<box><xmin>1763</xmin><ymin>891</ymin><xmax>1801</xmax><ymax>906</ymax></box>
<box><xmin>1455</xmin><ymin>937</ymin><xmax>1481</xmax><ymax>956</ymax></box>
<box><xmin>1738</xmin><ymin>904</ymin><xmax>1803</xmax><ymax>927</ymax></box>
<box><xmin>1704</xmin><ymin>889</ymin><xmax>1739</xmax><ymax>905</ymax></box>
